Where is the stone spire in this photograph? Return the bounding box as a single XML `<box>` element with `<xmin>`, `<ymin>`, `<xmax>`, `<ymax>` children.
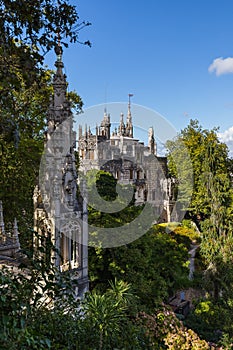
<box><xmin>46</xmin><ymin>39</ymin><xmax>72</xmax><ymax>135</ymax></box>
<box><xmin>126</xmin><ymin>94</ymin><xmax>133</xmax><ymax>137</ymax></box>
<box><xmin>148</xmin><ymin>127</ymin><xmax>156</xmax><ymax>155</ymax></box>
<box><xmin>118</xmin><ymin>112</ymin><xmax>125</xmax><ymax>136</ymax></box>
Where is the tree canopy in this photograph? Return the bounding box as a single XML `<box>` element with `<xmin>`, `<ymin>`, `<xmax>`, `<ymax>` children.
<box><xmin>0</xmin><ymin>0</ymin><xmax>90</xmax><ymax>92</ymax></box>
<box><xmin>166</xmin><ymin>119</ymin><xmax>233</xmax><ymax>222</ymax></box>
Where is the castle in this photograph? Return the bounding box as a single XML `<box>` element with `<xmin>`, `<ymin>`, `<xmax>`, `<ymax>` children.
<box><xmin>78</xmin><ymin>97</ymin><xmax>174</xmax><ymax>222</ymax></box>
<box><xmin>0</xmin><ymin>48</ymin><xmax>174</xmax><ymax>290</ymax></box>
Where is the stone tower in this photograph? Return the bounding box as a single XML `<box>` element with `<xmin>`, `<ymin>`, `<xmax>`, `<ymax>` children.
<box><xmin>33</xmin><ymin>44</ymin><xmax>88</xmax><ymax>297</ymax></box>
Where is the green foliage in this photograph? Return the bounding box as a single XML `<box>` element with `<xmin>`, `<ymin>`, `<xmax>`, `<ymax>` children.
<box><xmin>0</xmin><ymin>0</ymin><xmax>90</xmax><ymax>93</ymax></box>
<box><xmin>0</xmin><ymin>243</ymin><xmax>80</xmax><ymax>349</ymax></box>
<box><xmin>186</xmin><ymin>298</ymin><xmax>233</xmax><ymax>344</ymax></box>
<box><xmin>166</xmin><ymin>119</ymin><xmax>233</xmax><ymax>345</ymax></box>
<box><xmin>160</xmin><ymin>221</ymin><xmax>200</xmax><ymax>245</ymax></box>
<box><xmin>166</xmin><ymin>119</ymin><xmax>232</xmax><ymax>221</ymax></box>
<box><xmin>82</xmin><ymin>280</ymin><xmax>131</xmax><ymax>350</ymax></box>
<box><xmin>167</xmin><ymin>119</ymin><xmax>233</xmax><ymax>305</ymax></box>
<box><xmin>166</xmin><ymin>137</ymin><xmax>193</xmax><ymax>215</ymax></box>
<box><xmin>0</xmin><ymin>259</ymin><xmax>151</xmax><ymax>350</ymax></box>
<box><xmin>89</xmin><ymin>224</ymin><xmax>190</xmax><ymax>312</ymax></box>
<box><xmin>87</xmin><ymin>169</ymin><xmax>118</xmax><ymax>202</ymax></box>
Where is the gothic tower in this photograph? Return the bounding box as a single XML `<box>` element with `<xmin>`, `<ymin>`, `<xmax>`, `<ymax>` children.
<box><xmin>33</xmin><ymin>44</ymin><xmax>88</xmax><ymax>297</ymax></box>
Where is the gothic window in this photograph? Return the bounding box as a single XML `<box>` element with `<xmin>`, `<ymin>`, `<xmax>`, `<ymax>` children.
<box><xmin>116</xmin><ymin>170</ymin><xmax>121</xmax><ymax>179</ymax></box>
<box><xmin>81</xmin><ymin>149</ymin><xmax>85</xmax><ymax>159</ymax></box>
<box><xmin>89</xmin><ymin>150</ymin><xmax>94</xmax><ymax>160</ymax></box>
<box><xmin>71</xmin><ymin>239</ymin><xmax>77</xmax><ymax>261</ymax></box>
<box><xmin>61</xmin><ymin>233</ymin><xmax>68</xmax><ymax>263</ymax></box>
<box><xmin>152</xmin><ymin>190</ymin><xmax>156</xmax><ymax>201</ymax></box>
<box><xmin>130</xmin><ymin>169</ymin><xmax>133</xmax><ymax>180</ymax></box>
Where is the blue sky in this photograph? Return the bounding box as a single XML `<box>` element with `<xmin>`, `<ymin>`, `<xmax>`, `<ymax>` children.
<box><xmin>45</xmin><ymin>0</ymin><xmax>233</xmax><ymax>155</ymax></box>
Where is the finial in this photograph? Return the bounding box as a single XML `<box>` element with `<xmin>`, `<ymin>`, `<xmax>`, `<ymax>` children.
<box><xmin>54</xmin><ymin>29</ymin><xmax>63</xmax><ymax>61</ymax></box>
<box><xmin>127</xmin><ymin>94</ymin><xmax>133</xmax><ymax>137</ymax></box>
<box><xmin>128</xmin><ymin>93</ymin><xmax>133</xmax><ymax>109</ymax></box>
<box><xmin>148</xmin><ymin>127</ymin><xmax>156</xmax><ymax>155</ymax></box>
<box><xmin>149</xmin><ymin>126</ymin><xmax>154</xmax><ymax>138</ymax></box>
<box><xmin>13</xmin><ymin>218</ymin><xmax>18</xmax><ymax>236</ymax></box>
<box><xmin>13</xmin><ymin>218</ymin><xmax>20</xmax><ymax>249</ymax></box>
<box><xmin>79</xmin><ymin>125</ymin><xmax>83</xmax><ymax>138</ymax></box>
<box><xmin>85</xmin><ymin>124</ymin><xmax>88</xmax><ymax>137</ymax></box>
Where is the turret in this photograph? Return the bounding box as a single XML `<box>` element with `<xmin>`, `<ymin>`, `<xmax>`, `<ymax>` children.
<box><xmin>118</xmin><ymin>112</ymin><xmax>125</xmax><ymax>136</ymax></box>
<box><xmin>148</xmin><ymin>127</ymin><xmax>156</xmax><ymax>155</ymax></box>
<box><xmin>99</xmin><ymin>109</ymin><xmax>111</xmax><ymax>139</ymax></box>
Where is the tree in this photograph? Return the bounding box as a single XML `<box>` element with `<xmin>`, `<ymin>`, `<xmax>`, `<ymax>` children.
<box><xmin>82</xmin><ymin>279</ymin><xmax>133</xmax><ymax>350</ymax></box>
<box><xmin>166</xmin><ymin>119</ymin><xmax>232</xmax><ymax>223</ymax></box>
<box><xmin>0</xmin><ymin>236</ymin><xmax>81</xmax><ymax>350</ymax></box>
<box><xmin>167</xmin><ymin>119</ymin><xmax>233</xmax><ymax>344</ymax></box>
<box><xmin>0</xmin><ymin>257</ymin><xmax>146</xmax><ymax>350</ymax></box>
<box><xmin>0</xmin><ymin>0</ymin><xmax>90</xmax><ymax>93</ymax></box>
<box><xmin>89</xmin><ymin>224</ymin><xmax>190</xmax><ymax>312</ymax></box>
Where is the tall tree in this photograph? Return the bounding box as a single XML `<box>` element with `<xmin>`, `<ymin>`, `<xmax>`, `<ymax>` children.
<box><xmin>167</xmin><ymin>119</ymin><xmax>233</xmax><ymax>300</ymax></box>
<box><xmin>166</xmin><ymin>119</ymin><xmax>232</xmax><ymax>222</ymax></box>
<box><xmin>0</xmin><ymin>0</ymin><xmax>90</xmax><ymax>92</ymax></box>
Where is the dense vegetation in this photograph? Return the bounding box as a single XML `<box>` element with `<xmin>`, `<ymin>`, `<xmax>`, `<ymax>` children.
<box><xmin>1</xmin><ymin>0</ymin><xmax>233</xmax><ymax>348</ymax></box>
<box><xmin>166</xmin><ymin>120</ymin><xmax>233</xmax><ymax>347</ymax></box>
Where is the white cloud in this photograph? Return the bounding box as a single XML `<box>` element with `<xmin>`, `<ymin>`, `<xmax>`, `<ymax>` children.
<box><xmin>208</xmin><ymin>57</ymin><xmax>233</xmax><ymax>76</ymax></box>
<box><xmin>218</xmin><ymin>126</ymin><xmax>233</xmax><ymax>158</ymax></box>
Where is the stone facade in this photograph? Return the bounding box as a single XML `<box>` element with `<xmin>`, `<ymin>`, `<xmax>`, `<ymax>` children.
<box><xmin>78</xmin><ymin>101</ymin><xmax>174</xmax><ymax>222</ymax></box>
<box><xmin>33</xmin><ymin>47</ymin><xmax>88</xmax><ymax>297</ymax></box>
